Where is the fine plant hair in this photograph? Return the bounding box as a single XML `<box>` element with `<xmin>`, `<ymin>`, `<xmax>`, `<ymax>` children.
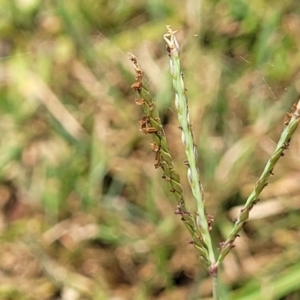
<box><xmin>129</xmin><ymin>26</ymin><xmax>300</xmax><ymax>300</ymax></box>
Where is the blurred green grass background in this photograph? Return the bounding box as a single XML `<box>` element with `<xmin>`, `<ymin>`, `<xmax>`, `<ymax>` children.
<box><xmin>1</xmin><ymin>0</ymin><xmax>300</xmax><ymax>299</ymax></box>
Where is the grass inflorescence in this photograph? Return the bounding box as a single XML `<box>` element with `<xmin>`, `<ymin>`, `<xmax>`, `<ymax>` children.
<box><xmin>217</xmin><ymin>100</ymin><xmax>300</xmax><ymax>266</ymax></box>
<box><xmin>3</xmin><ymin>1</ymin><xmax>300</xmax><ymax>298</ymax></box>
<box><xmin>128</xmin><ymin>53</ymin><xmax>211</xmax><ymax>264</ymax></box>
<box><xmin>129</xmin><ymin>25</ymin><xmax>300</xmax><ymax>299</ymax></box>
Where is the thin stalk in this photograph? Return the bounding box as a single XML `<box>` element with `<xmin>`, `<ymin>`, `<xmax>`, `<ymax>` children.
<box><xmin>212</xmin><ymin>274</ymin><xmax>219</xmax><ymax>300</ymax></box>
<box><xmin>217</xmin><ymin>100</ymin><xmax>300</xmax><ymax>265</ymax></box>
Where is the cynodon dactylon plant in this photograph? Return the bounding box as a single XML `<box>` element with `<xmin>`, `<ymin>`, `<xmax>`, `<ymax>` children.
<box><xmin>129</xmin><ymin>26</ymin><xmax>300</xmax><ymax>300</ymax></box>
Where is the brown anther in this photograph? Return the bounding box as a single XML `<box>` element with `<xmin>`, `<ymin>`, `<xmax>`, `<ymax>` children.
<box><xmin>164</xmin><ymin>175</ymin><xmax>171</xmax><ymax>182</ymax></box>
<box><xmin>135</xmin><ymin>98</ymin><xmax>145</xmax><ymax>105</ymax></box>
<box><xmin>128</xmin><ymin>53</ymin><xmax>137</xmax><ymax>64</ymax></box>
<box><xmin>154</xmin><ymin>162</ymin><xmax>161</xmax><ymax>169</ymax></box>
<box><xmin>207</xmin><ymin>214</ymin><xmax>214</xmax><ymax>231</ymax></box>
<box><xmin>139</xmin><ymin>116</ymin><xmax>157</xmax><ymax>134</ymax></box>
<box><xmin>284</xmin><ymin>112</ymin><xmax>292</xmax><ymax>125</ymax></box>
<box><xmin>183</xmin><ymin>160</ymin><xmax>190</xmax><ymax>167</ymax></box>
<box><xmin>155</xmin><ymin>151</ymin><xmax>161</xmax><ymax>162</ymax></box>
<box><xmin>131</xmin><ymin>81</ymin><xmax>142</xmax><ymax>91</ymax></box>
<box><xmin>150</xmin><ymin>142</ymin><xmax>160</xmax><ymax>152</ymax></box>
<box><xmin>166</xmin><ymin>45</ymin><xmax>171</xmax><ymax>57</ymax></box>
<box><xmin>142</xmin><ymin>127</ymin><xmax>156</xmax><ymax>134</ymax></box>
<box><xmin>174</xmin><ymin>208</ymin><xmax>183</xmax><ymax>215</ymax></box>
<box><xmin>283</xmin><ymin>141</ymin><xmax>290</xmax><ymax>149</ymax></box>
<box><xmin>219</xmin><ymin>241</ymin><xmax>226</xmax><ymax>250</ymax></box>
<box><xmin>253</xmin><ymin>199</ymin><xmax>260</xmax><ymax>204</ymax></box>
<box><xmin>148</xmin><ymin>102</ymin><xmax>154</xmax><ymax>109</ymax></box>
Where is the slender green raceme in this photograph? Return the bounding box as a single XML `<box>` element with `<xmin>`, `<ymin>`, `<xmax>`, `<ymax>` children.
<box><xmin>163</xmin><ymin>27</ymin><xmax>216</xmax><ymax>270</ymax></box>
<box><xmin>217</xmin><ymin>101</ymin><xmax>300</xmax><ymax>265</ymax></box>
<box><xmin>128</xmin><ymin>53</ymin><xmax>211</xmax><ymax>264</ymax></box>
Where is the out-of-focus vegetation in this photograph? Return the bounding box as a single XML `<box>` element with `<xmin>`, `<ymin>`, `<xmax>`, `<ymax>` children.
<box><xmin>1</xmin><ymin>0</ymin><xmax>300</xmax><ymax>299</ymax></box>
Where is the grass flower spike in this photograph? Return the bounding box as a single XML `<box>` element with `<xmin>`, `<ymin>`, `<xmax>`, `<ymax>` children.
<box><xmin>217</xmin><ymin>100</ymin><xmax>300</xmax><ymax>265</ymax></box>
<box><xmin>129</xmin><ymin>26</ymin><xmax>300</xmax><ymax>300</ymax></box>
<box><xmin>163</xmin><ymin>26</ymin><xmax>216</xmax><ymax>271</ymax></box>
<box><xmin>128</xmin><ymin>53</ymin><xmax>211</xmax><ymax>263</ymax></box>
